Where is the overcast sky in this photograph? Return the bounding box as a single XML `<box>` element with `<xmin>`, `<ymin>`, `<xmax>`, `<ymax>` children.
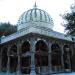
<box><xmin>0</xmin><ymin>0</ymin><xmax>74</xmax><ymax>33</ymax></box>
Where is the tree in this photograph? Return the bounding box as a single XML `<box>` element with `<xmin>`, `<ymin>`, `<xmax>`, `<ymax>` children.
<box><xmin>62</xmin><ymin>4</ymin><xmax>75</xmax><ymax>35</ymax></box>
<box><xmin>0</xmin><ymin>22</ymin><xmax>17</xmax><ymax>37</ymax></box>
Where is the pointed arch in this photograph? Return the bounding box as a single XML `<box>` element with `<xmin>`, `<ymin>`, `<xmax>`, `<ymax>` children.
<box><xmin>51</xmin><ymin>43</ymin><xmax>62</xmax><ymax>71</ymax></box>
<box><xmin>35</xmin><ymin>40</ymin><xmax>48</xmax><ymax>74</ymax></box>
<box><xmin>21</xmin><ymin>41</ymin><xmax>31</xmax><ymax>74</ymax></box>
<box><xmin>21</xmin><ymin>41</ymin><xmax>30</xmax><ymax>54</ymax></box>
<box><xmin>10</xmin><ymin>44</ymin><xmax>17</xmax><ymax>55</ymax></box>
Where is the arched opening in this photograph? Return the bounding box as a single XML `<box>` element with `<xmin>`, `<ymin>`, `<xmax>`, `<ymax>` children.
<box><xmin>35</xmin><ymin>40</ymin><xmax>48</xmax><ymax>74</ymax></box>
<box><xmin>1</xmin><ymin>47</ymin><xmax>8</xmax><ymax>72</ymax></box>
<box><xmin>21</xmin><ymin>41</ymin><xmax>30</xmax><ymax>74</ymax></box>
<box><xmin>21</xmin><ymin>41</ymin><xmax>30</xmax><ymax>54</ymax></box>
<box><xmin>63</xmin><ymin>45</ymin><xmax>71</xmax><ymax>71</ymax></box>
<box><xmin>51</xmin><ymin>43</ymin><xmax>62</xmax><ymax>72</ymax></box>
<box><xmin>10</xmin><ymin>45</ymin><xmax>17</xmax><ymax>55</ymax></box>
<box><xmin>10</xmin><ymin>45</ymin><xmax>17</xmax><ymax>73</ymax></box>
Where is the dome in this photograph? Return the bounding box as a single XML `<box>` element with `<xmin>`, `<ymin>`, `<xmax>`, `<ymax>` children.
<box><xmin>17</xmin><ymin>3</ymin><xmax>54</xmax><ymax>30</ymax></box>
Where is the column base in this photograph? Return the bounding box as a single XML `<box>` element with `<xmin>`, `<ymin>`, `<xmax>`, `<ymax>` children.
<box><xmin>30</xmin><ymin>70</ymin><xmax>36</xmax><ymax>75</ymax></box>
<box><xmin>17</xmin><ymin>71</ymin><xmax>21</xmax><ymax>75</ymax></box>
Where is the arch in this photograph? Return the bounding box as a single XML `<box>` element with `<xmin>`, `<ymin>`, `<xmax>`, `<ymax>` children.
<box><xmin>63</xmin><ymin>45</ymin><xmax>70</xmax><ymax>53</ymax></box>
<box><xmin>21</xmin><ymin>41</ymin><xmax>31</xmax><ymax>74</ymax></box>
<box><xmin>10</xmin><ymin>44</ymin><xmax>17</xmax><ymax>55</ymax></box>
<box><xmin>1</xmin><ymin>47</ymin><xmax>8</xmax><ymax>72</ymax></box>
<box><xmin>36</xmin><ymin>38</ymin><xmax>48</xmax><ymax>46</ymax></box>
<box><xmin>10</xmin><ymin>44</ymin><xmax>18</xmax><ymax>73</ymax></box>
<box><xmin>63</xmin><ymin>44</ymin><xmax>71</xmax><ymax>70</ymax></box>
<box><xmin>21</xmin><ymin>41</ymin><xmax>30</xmax><ymax>54</ymax></box>
<box><xmin>35</xmin><ymin>40</ymin><xmax>48</xmax><ymax>74</ymax></box>
<box><xmin>35</xmin><ymin>40</ymin><xmax>48</xmax><ymax>52</ymax></box>
<box><xmin>51</xmin><ymin>43</ymin><xmax>62</xmax><ymax>71</ymax></box>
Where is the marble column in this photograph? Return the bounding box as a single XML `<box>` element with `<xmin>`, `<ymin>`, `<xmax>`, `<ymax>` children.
<box><xmin>48</xmin><ymin>42</ymin><xmax>52</xmax><ymax>74</ymax></box>
<box><xmin>17</xmin><ymin>41</ymin><xmax>21</xmax><ymax>75</ymax></box>
<box><xmin>30</xmin><ymin>38</ymin><xmax>36</xmax><ymax>75</ymax></box>
<box><xmin>7</xmin><ymin>46</ymin><xmax>11</xmax><ymax>73</ymax></box>
<box><xmin>70</xmin><ymin>45</ymin><xmax>73</xmax><ymax>71</ymax></box>
<box><xmin>66</xmin><ymin>47</ymin><xmax>72</xmax><ymax>71</ymax></box>
<box><xmin>0</xmin><ymin>48</ymin><xmax>2</xmax><ymax>72</ymax></box>
<box><xmin>61</xmin><ymin>45</ymin><xmax>65</xmax><ymax>72</ymax></box>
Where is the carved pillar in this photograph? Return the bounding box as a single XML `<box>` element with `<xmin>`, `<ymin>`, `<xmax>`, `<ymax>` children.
<box><xmin>30</xmin><ymin>38</ymin><xmax>36</xmax><ymax>75</ymax></box>
<box><xmin>70</xmin><ymin>45</ymin><xmax>73</xmax><ymax>71</ymax></box>
<box><xmin>48</xmin><ymin>42</ymin><xmax>52</xmax><ymax>74</ymax></box>
<box><xmin>70</xmin><ymin>44</ymin><xmax>74</xmax><ymax>71</ymax></box>
<box><xmin>0</xmin><ymin>47</ymin><xmax>2</xmax><ymax>72</ymax></box>
<box><xmin>61</xmin><ymin>45</ymin><xmax>65</xmax><ymax>72</ymax></box>
<box><xmin>7</xmin><ymin>46</ymin><xmax>11</xmax><ymax>73</ymax></box>
<box><xmin>63</xmin><ymin>45</ymin><xmax>71</xmax><ymax>72</ymax></box>
<box><xmin>66</xmin><ymin>47</ymin><xmax>72</xmax><ymax>71</ymax></box>
<box><xmin>17</xmin><ymin>41</ymin><xmax>21</xmax><ymax>75</ymax></box>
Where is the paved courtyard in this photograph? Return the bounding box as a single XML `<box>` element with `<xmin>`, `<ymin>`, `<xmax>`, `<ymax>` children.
<box><xmin>54</xmin><ymin>72</ymin><xmax>75</xmax><ymax>75</ymax></box>
<box><xmin>0</xmin><ymin>72</ymin><xmax>75</xmax><ymax>75</ymax></box>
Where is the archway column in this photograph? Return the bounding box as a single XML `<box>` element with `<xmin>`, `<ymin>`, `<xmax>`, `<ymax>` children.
<box><xmin>0</xmin><ymin>48</ymin><xmax>2</xmax><ymax>72</ymax></box>
<box><xmin>66</xmin><ymin>47</ymin><xmax>72</xmax><ymax>71</ymax></box>
<box><xmin>63</xmin><ymin>45</ymin><xmax>72</xmax><ymax>72</ymax></box>
<box><xmin>48</xmin><ymin>42</ymin><xmax>52</xmax><ymax>74</ymax></box>
<box><xmin>30</xmin><ymin>38</ymin><xmax>36</xmax><ymax>75</ymax></box>
<box><xmin>69</xmin><ymin>46</ymin><xmax>72</xmax><ymax>71</ymax></box>
<box><xmin>61</xmin><ymin>45</ymin><xmax>65</xmax><ymax>72</ymax></box>
<box><xmin>17</xmin><ymin>41</ymin><xmax>21</xmax><ymax>75</ymax></box>
<box><xmin>70</xmin><ymin>45</ymin><xmax>73</xmax><ymax>71</ymax></box>
<box><xmin>7</xmin><ymin>46</ymin><xmax>11</xmax><ymax>73</ymax></box>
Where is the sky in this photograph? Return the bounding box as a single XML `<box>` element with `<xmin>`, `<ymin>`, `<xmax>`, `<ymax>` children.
<box><xmin>0</xmin><ymin>0</ymin><xmax>74</xmax><ymax>33</ymax></box>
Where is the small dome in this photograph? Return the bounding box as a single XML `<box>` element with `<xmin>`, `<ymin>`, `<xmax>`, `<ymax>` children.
<box><xmin>17</xmin><ymin>3</ymin><xmax>54</xmax><ymax>30</ymax></box>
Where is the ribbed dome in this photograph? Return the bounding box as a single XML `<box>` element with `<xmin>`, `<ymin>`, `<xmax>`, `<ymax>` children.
<box><xmin>17</xmin><ymin>3</ymin><xmax>54</xmax><ymax>30</ymax></box>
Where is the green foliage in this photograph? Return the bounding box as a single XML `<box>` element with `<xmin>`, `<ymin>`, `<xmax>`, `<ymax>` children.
<box><xmin>0</xmin><ymin>22</ymin><xmax>17</xmax><ymax>37</ymax></box>
<box><xmin>62</xmin><ymin>5</ymin><xmax>75</xmax><ymax>35</ymax></box>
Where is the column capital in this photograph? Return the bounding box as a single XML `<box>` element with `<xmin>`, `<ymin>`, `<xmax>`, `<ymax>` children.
<box><xmin>7</xmin><ymin>45</ymin><xmax>11</xmax><ymax>56</ymax></box>
<box><xmin>48</xmin><ymin>42</ymin><xmax>52</xmax><ymax>53</ymax></box>
<box><xmin>30</xmin><ymin>38</ymin><xmax>36</xmax><ymax>53</ymax></box>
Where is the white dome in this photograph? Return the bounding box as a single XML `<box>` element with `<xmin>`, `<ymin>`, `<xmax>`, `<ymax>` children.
<box><xmin>17</xmin><ymin>3</ymin><xmax>54</xmax><ymax>30</ymax></box>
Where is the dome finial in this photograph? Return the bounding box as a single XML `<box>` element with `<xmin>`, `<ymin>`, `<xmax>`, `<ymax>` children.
<box><xmin>34</xmin><ymin>2</ymin><xmax>37</xmax><ymax>8</ymax></box>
